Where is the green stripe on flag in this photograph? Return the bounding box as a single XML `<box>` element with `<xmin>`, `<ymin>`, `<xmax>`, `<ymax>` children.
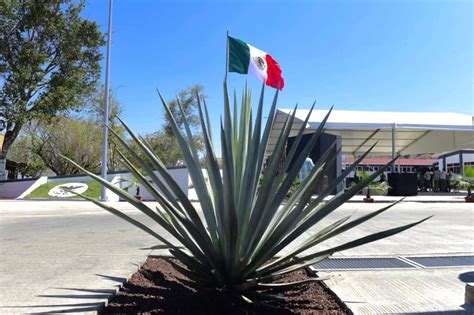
<box><xmin>228</xmin><ymin>36</ymin><xmax>250</xmax><ymax>74</ymax></box>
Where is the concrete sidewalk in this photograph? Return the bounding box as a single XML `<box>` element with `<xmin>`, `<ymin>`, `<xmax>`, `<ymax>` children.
<box><xmin>347</xmin><ymin>192</ymin><xmax>470</xmax><ymax>203</ymax></box>
<box><xmin>319</xmin><ymin>268</ymin><xmax>473</xmax><ymax>314</ymax></box>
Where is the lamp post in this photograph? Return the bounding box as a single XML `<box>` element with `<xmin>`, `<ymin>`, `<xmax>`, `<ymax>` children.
<box><xmin>100</xmin><ymin>0</ymin><xmax>113</xmax><ymax>201</ymax></box>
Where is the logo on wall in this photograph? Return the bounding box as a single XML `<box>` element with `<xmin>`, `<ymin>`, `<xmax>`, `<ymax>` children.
<box><xmin>48</xmin><ymin>182</ymin><xmax>89</xmax><ymax>197</ymax></box>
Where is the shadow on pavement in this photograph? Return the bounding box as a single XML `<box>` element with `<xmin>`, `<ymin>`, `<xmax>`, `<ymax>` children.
<box><xmin>1</xmin><ymin>274</ymin><xmax>126</xmax><ymax>314</ymax></box>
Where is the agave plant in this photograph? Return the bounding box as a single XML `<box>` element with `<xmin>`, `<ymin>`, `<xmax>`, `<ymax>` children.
<box><xmin>64</xmin><ymin>80</ymin><xmax>430</xmax><ymax>304</ymax></box>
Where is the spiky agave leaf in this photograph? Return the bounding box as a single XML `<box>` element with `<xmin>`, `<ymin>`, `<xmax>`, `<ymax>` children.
<box><xmin>64</xmin><ymin>80</ymin><xmax>430</xmax><ymax>301</ymax></box>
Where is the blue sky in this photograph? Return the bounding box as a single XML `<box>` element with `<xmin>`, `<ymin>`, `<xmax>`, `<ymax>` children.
<box><xmin>83</xmin><ymin>0</ymin><xmax>472</xmax><ymax>146</ymax></box>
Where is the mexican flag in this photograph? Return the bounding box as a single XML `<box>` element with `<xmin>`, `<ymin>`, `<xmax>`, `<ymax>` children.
<box><xmin>228</xmin><ymin>36</ymin><xmax>284</xmax><ymax>90</ymax></box>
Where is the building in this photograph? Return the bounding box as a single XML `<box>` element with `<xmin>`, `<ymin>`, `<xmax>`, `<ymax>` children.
<box><xmin>342</xmin><ymin>156</ymin><xmax>436</xmax><ymax>173</ymax></box>
<box><xmin>268</xmin><ymin>109</ymin><xmax>474</xmax><ymax>193</ymax></box>
<box><xmin>435</xmin><ymin>149</ymin><xmax>474</xmax><ymax>174</ymax></box>
<box><xmin>0</xmin><ymin>134</ymin><xmax>27</xmax><ymax>180</ymax></box>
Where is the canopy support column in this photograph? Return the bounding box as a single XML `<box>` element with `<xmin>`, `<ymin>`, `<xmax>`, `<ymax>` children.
<box><xmin>392</xmin><ymin>124</ymin><xmax>396</xmax><ymax>173</ymax></box>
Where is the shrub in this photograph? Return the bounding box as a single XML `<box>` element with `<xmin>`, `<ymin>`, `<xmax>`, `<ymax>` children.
<box><xmin>64</xmin><ymin>81</ymin><xmax>429</xmax><ymax>304</ymax></box>
<box><xmin>464</xmin><ymin>166</ymin><xmax>474</xmax><ymax>178</ymax></box>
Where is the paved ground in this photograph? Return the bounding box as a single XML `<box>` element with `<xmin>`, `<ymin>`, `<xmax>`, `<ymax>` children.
<box><xmin>0</xmin><ymin>200</ymin><xmax>473</xmax><ymax>314</ymax></box>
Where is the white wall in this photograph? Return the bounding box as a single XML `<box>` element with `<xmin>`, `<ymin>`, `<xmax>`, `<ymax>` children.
<box><xmin>47</xmin><ymin>173</ymin><xmax>119</xmax><ymax>183</ymax></box>
<box><xmin>0</xmin><ymin>168</ymin><xmax>188</xmax><ymax>201</ymax></box>
<box><xmin>17</xmin><ymin>177</ymin><xmax>48</xmax><ymax>199</ymax></box>
<box><xmin>118</xmin><ymin>168</ymin><xmax>189</xmax><ymax>201</ymax></box>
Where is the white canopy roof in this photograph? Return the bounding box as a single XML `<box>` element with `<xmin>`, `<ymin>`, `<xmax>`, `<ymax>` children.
<box><xmin>268</xmin><ymin>109</ymin><xmax>474</xmax><ymax>156</ymax></box>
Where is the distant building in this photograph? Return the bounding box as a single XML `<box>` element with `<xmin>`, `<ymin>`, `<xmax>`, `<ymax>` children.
<box><xmin>435</xmin><ymin>149</ymin><xmax>474</xmax><ymax>174</ymax></box>
<box><xmin>0</xmin><ymin>134</ymin><xmax>26</xmax><ymax>180</ymax></box>
<box><xmin>342</xmin><ymin>156</ymin><xmax>435</xmax><ymax>173</ymax></box>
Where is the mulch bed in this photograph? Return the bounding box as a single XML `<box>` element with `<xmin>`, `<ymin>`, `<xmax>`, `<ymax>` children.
<box><xmin>102</xmin><ymin>256</ymin><xmax>348</xmax><ymax>314</ymax></box>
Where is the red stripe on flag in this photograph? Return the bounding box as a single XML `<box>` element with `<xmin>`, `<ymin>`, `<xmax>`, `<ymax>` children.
<box><xmin>265</xmin><ymin>54</ymin><xmax>284</xmax><ymax>90</ymax></box>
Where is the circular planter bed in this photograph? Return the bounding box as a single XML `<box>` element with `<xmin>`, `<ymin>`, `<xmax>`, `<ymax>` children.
<box><xmin>102</xmin><ymin>257</ymin><xmax>349</xmax><ymax>314</ymax></box>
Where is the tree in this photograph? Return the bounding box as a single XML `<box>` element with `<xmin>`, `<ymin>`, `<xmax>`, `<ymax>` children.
<box><xmin>81</xmin><ymin>84</ymin><xmax>124</xmax><ymax>171</ymax></box>
<box><xmin>136</xmin><ymin>130</ymin><xmax>186</xmax><ymax>167</ymax></box>
<box><xmin>31</xmin><ymin>116</ymin><xmax>102</xmax><ymax>175</ymax></box>
<box><xmin>0</xmin><ymin>0</ymin><xmax>103</xmax><ymax>179</ymax></box>
<box><xmin>158</xmin><ymin>84</ymin><xmax>205</xmax><ymax>166</ymax></box>
<box><xmin>7</xmin><ymin>84</ymin><xmax>124</xmax><ymax>176</ymax></box>
<box><xmin>5</xmin><ymin>130</ymin><xmax>46</xmax><ymax>177</ymax></box>
<box><xmin>163</xmin><ymin>84</ymin><xmax>205</xmax><ymax>135</ymax></box>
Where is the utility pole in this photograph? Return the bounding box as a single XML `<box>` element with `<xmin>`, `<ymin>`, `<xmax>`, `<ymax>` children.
<box><xmin>101</xmin><ymin>0</ymin><xmax>113</xmax><ymax>201</ymax></box>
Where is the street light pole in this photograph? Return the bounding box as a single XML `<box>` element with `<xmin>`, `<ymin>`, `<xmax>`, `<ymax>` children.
<box><xmin>100</xmin><ymin>0</ymin><xmax>113</xmax><ymax>201</ymax></box>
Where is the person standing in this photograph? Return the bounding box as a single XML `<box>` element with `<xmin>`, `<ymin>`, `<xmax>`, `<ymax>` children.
<box><xmin>440</xmin><ymin>169</ymin><xmax>447</xmax><ymax>192</ymax></box>
<box><xmin>423</xmin><ymin>169</ymin><xmax>432</xmax><ymax>191</ymax></box>
<box><xmin>433</xmin><ymin>168</ymin><xmax>441</xmax><ymax>192</ymax></box>
<box><xmin>299</xmin><ymin>157</ymin><xmax>314</xmax><ymax>181</ymax></box>
<box><xmin>447</xmin><ymin>170</ymin><xmax>453</xmax><ymax>192</ymax></box>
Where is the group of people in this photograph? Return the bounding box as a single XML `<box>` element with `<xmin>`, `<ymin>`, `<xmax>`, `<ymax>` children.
<box><xmin>417</xmin><ymin>168</ymin><xmax>452</xmax><ymax>192</ymax></box>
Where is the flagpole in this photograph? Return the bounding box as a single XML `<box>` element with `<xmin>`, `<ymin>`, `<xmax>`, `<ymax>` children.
<box><xmin>225</xmin><ymin>31</ymin><xmax>229</xmax><ymax>81</ymax></box>
<box><xmin>100</xmin><ymin>0</ymin><xmax>113</xmax><ymax>201</ymax></box>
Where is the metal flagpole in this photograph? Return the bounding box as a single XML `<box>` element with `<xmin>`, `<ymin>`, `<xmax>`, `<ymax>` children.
<box><xmin>100</xmin><ymin>0</ymin><xmax>113</xmax><ymax>201</ymax></box>
<box><xmin>225</xmin><ymin>31</ymin><xmax>229</xmax><ymax>81</ymax></box>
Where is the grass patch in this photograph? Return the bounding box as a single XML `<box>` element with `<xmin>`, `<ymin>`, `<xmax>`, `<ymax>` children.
<box><xmin>25</xmin><ymin>181</ymin><xmax>101</xmax><ymax>200</ymax></box>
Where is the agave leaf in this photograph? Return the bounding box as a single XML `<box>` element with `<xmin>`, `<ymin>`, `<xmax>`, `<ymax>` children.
<box><xmin>242</xmin><ymin>105</ymin><xmax>298</xmax><ymax>258</ymax></box>
<box><xmin>303</xmin><ymin>142</ymin><xmax>381</xmax><ymax>213</ymax></box>
<box><xmin>257</xmin><ymin>276</ymin><xmax>330</xmax><ymax>289</ymax></box>
<box><xmin>244</xmin><ymin>153</ymin><xmax>395</xmax><ymax>276</ymax></box>
<box><xmin>244</xmin><ymin>144</ymin><xmax>339</xmax><ymax>273</ymax></box>
<box><xmin>240</xmin><ymin>295</ymin><xmax>254</xmax><ymax>304</ymax></box>
<box><xmin>156</xmin><ymin>91</ymin><xmax>220</xmax><ymax>246</ymax></box>
<box><xmin>61</xmin><ymin>155</ymin><xmax>212</xmax><ymax>261</ymax></box>
<box><xmin>263</xmin><ymin>141</ymin><xmax>339</xmax><ymax>239</ymax></box>
<box><xmin>166</xmin><ymin>258</ymin><xmax>213</xmax><ymax>285</ymax></box>
<box><xmin>175</xmin><ymin>96</ymin><xmax>200</xmax><ymax>162</ymax></box>
<box><xmin>263</xmin><ymin>215</ymin><xmax>432</xmax><ymax>278</ymax></box>
<box><xmin>115</xmin><ymin>149</ymin><xmax>221</xmax><ymax>265</ymax></box>
<box><xmin>260</xmin><ymin>254</ymin><xmax>331</xmax><ymax>281</ymax></box>
<box><xmin>258</xmin><ymin>215</ymin><xmax>351</xmax><ymax>273</ymax></box>
<box><xmin>220</xmin><ymin>121</ymin><xmax>239</xmax><ymax>272</ymax></box>
<box><xmin>202</xmin><ymin>99</ymin><xmax>213</xmax><ymax>145</ymax></box>
<box><xmin>223</xmin><ymin>80</ymin><xmax>235</xmax><ymax>185</ymax></box>
<box><xmin>259</xmin><ymin>199</ymin><xmax>405</xmax><ymax>274</ymax></box>
<box><xmin>110</xmin><ymin>133</ymin><xmax>218</xmax><ymax>263</ymax></box>
<box><xmin>235</xmin><ymin>83</ymin><xmax>267</xmax><ymax>254</ymax></box>
<box><xmin>112</xmin><ymin>118</ymin><xmax>218</xmax><ymax>262</ymax></box>
<box><xmin>116</xmin><ymin>148</ymin><xmax>188</xmax><ymax>234</ymax></box>
<box><xmin>110</xmin><ymin>122</ymin><xmax>183</xmax><ymax>211</ymax></box>
<box><xmin>272</xmin><ymin>106</ymin><xmax>333</xmax><ymax>198</ymax></box>
<box><xmin>73</xmin><ymin>192</ymin><xmax>177</xmax><ymax>249</ymax></box>
<box><xmin>61</xmin><ymin>155</ymin><xmax>174</xmax><ymax>229</ymax></box>
<box><xmin>115</xmin><ymin>149</ymin><xmax>184</xmax><ymax>220</ymax></box>
<box><xmin>246</xmin><ymin>291</ymin><xmax>287</xmax><ymax>302</ymax></box>
<box><xmin>278</xmin><ymin>101</ymin><xmax>316</xmax><ymax>175</ymax></box>
<box><xmin>244</xmin><ymin>106</ymin><xmax>333</xmax><ymax>261</ymax></box>
<box><xmin>140</xmin><ymin>244</ymin><xmax>183</xmax><ymax>250</ymax></box>
<box><xmin>195</xmin><ymin>94</ymin><xmax>226</xmax><ymax>243</ymax></box>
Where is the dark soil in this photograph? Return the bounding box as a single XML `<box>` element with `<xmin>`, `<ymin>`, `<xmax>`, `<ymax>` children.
<box><xmin>102</xmin><ymin>256</ymin><xmax>348</xmax><ymax>314</ymax></box>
